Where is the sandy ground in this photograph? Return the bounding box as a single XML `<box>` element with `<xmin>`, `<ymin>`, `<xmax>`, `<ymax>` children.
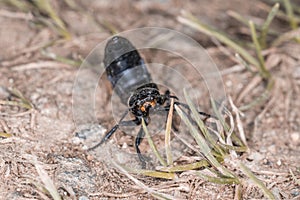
<box><xmin>0</xmin><ymin>0</ymin><xmax>299</xmax><ymax>199</ymax></box>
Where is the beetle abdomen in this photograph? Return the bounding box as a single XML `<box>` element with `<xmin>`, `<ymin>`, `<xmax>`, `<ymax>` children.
<box><xmin>104</xmin><ymin>36</ymin><xmax>153</xmax><ymax>104</ymax></box>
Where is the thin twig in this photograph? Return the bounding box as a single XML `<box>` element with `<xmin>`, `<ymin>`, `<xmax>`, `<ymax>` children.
<box><xmin>12</xmin><ymin>61</ymin><xmax>71</xmax><ymax>71</ymax></box>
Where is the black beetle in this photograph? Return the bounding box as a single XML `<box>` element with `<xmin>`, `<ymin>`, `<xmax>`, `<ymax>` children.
<box><xmin>88</xmin><ymin>36</ymin><xmax>210</xmax><ymax>167</ymax></box>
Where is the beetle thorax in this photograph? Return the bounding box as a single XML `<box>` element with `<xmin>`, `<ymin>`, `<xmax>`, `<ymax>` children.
<box><xmin>128</xmin><ymin>87</ymin><xmax>160</xmax><ymax>117</ymax></box>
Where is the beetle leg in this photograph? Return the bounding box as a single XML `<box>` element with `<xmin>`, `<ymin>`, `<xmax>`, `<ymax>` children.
<box><xmin>135</xmin><ymin>127</ymin><xmax>146</xmax><ymax>168</ymax></box>
<box><xmin>174</xmin><ymin>102</ymin><xmax>213</xmax><ymax>120</ymax></box>
<box><xmin>88</xmin><ymin>111</ymin><xmax>138</xmax><ymax>151</ymax></box>
<box><xmin>88</xmin><ymin>124</ymin><xmax>120</xmax><ymax>151</ymax></box>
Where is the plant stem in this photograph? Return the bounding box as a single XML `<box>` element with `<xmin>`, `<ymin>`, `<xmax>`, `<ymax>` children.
<box><xmin>259</xmin><ymin>3</ymin><xmax>280</xmax><ymax>48</ymax></box>
<box><xmin>249</xmin><ymin>21</ymin><xmax>270</xmax><ymax>80</ymax></box>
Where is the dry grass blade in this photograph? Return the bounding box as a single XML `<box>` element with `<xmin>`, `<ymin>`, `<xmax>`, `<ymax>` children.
<box><xmin>34</xmin><ymin>159</ymin><xmax>61</xmax><ymax>200</ymax></box>
<box><xmin>289</xmin><ymin>169</ymin><xmax>300</xmax><ymax>185</ymax></box>
<box><xmin>0</xmin><ymin>100</ymin><xmax>32</xmax><ymax>110</ymax></box>
<box><xmin>41</xmin><ymin>50</ymin><xmax>82</xmax><ymax>67</ymax></box>
<box><xmin>177</xmin><ymin>10</ymin><xmax>259</xmax><ymax>67</ymax></box>
<box><xmin>0</xmin><ymin>88</ymin><xmax>33</xmax><ymax>110</ymax></box>
<box><xmin>210</xmin><ymin>99</ymin><xmax>245</xmax><ymax>148</ymax></box>
<box><xmin>228</xmin><ymin>96</ymin><xmax>248</xmax><ymax>147</ymax></box>
<box><xmin>165</xmin><ymin>98</ymin><xmax>174</xmax><ymax>165</ymax></box>
<box><xmin>239</xmin><ymin>162</ymin><xmax>275</xmax><ymax>200</ymax></box>
<box><xmin>174</xmin><ymin>102</ymin><xmax>235</xmax><ymax>179</ymax></box>
<box><xmin>0</xmin><ymin>132</ymin><xmax>12</xmax><ymax>138</ymax></box>
<box><xmin>112</xmin><ymin>160</ymin><xmax>180</xmax><ymax>200</ymax></box>
<box><xmin>4</xmin><ymin>0</ymin><xmax>71</xmax><ymax>39</ymax></box>
<box><xmin>193</xmin><ymin>171</ymin><xmax>240</xmax><ymax>184</ymax></box>
<box><xmin>184</xmin><ymin>91</ymin><xmax>225</xmax><ymax>156</ymax></box>
<box><xmin>12</xmin><ymin>61</ymin><xmax>71</xmax><ymax>71</ymax></box>
<box><xmin>218</xmin><ymin>143</ymin><xmax>247</xmax><ymax>152</ymax></box>
<box><xmin>9</xmin><ymin>88</ymin><xmax>33</xmax><ymax>109</ymax></box>
<box><xmin>234</xmin><ymin>184</ymin><xmax>243</xmax><ymax>200</ymax></box>
<box><xmin>239</xmin><ymin>78</ymin><xmax>274</xmax><ymax>111</ymax></box>
<box><xmin>123</xmin><ymin>166</ymin><xmax>175</xmax><ymax>180</ymax></box>
<box><xmin>157</xmin><ymin>160</ymin><xmax>210</xmax><ymax>172</ymax></box>
<box><xmin>236</xmin><ymin>75</ymin><xmax>262</xmax><ymax>104</ymax></box>
<box><xmin>1</xmin><ymin>0</ymin><xmax>30</xmax><ymax>11</ymax></box>
<box><xmin>224</xmin><ymin>108</ymin><xmax>236</xmax><ymax>158</ymax></box>
<box><xmin>271</xmin><ymin>27</ymin><xmax>300</xmax><ymax>47</ymax></box>
<box><xmin>235</xmin><ymin>53</ymin><xmax>254</xmax><ymax>73</ymax></box>
<box><xmin>141</xmin><ymin>118</ymin><xmax>167</xmax><ymax>167</ymax></box>
<box><xmin>173</xmin><ymin>131</ymin><xmax>202</xmax><ymax>154</ymax></box>
<box><xmin>101</xmin><ymin>20</ymin><xmax>119</xmax><ymax>34</ymax></box>
<box><xmin>210</xmin><ymin>99</ymin><xmax>229</xmax><ymax>131</ymax></box>
<box><xmin>31</xmin><ymin>0</ymin><xmax>71</xmax><ymax>39</ymax></box>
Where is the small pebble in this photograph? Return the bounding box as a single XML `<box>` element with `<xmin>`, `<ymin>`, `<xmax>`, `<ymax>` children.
<box><xmin>86</xmin><ymin>154</ymin><xmax>94</xmax><ymax>161</ymax></box>
<box><xmin>263</xmin><ymin>158</ymin><xmax>271</xmax><ymax>165</ymax></box>
<box><xmin>121</xmin><ymin>142</ymin><xmax>128</xmax><ymax>149</ymax></box>
<box><xmin>0</xmin><ymin>86</ymin><xmax>10</xmax><ymax>99</ymax></box>
<box><xmin>248</xmin><ymin>152</ymin><xmax>264</xmax><ymax>162</ymax></box>
<box><xmin>291</xmin><ymin>189</ymin><xmax>300</xmax><ymax>197</ymax></box>
<box><xmin>268</xmin><ymin>145</ymin><xmax>276</xmax><ymax>154</ymax></box>
<box><xmin>79</xmin><ymin>196</ymin><xmax>89</xmax><ymax>200</ymax></box>
<box><xmin>276</xmin><ymin>159</ymin><xmax>282</xmax><ymax>166</ymax></box>
<box><xmin>291</xmin><ymin>132</ymin><xmax>299</xmax><ymax>142</ymax></box>
<box><xmin>225</xmin><ymin>80</ymin><xmax>232</xmax><ymax>87</ymax></box>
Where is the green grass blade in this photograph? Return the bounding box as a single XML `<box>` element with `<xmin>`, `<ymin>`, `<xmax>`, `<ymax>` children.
<box><xmin>194</xmin><ymin>171</ymin><xmax>240</xmax><ymax>184</ymax></box>
<box><xmin>112</xmin><ymin>160</ymin><xmax>178</xmax><ymax>199</ymax></box>
<box><xmin>283</xmin><ymin>0</ymin><xmax>298</xmax><ymax>29</ymax></box>
<box><xmin>141</xmin><ymin>118</ymin><xmax>167</xmax><ymax>167</ymax></box>
<box><xmin>157</xmin><ymin>160</ymin><xmax>210</xmax><ymax>172</ymax></box>
<box><xmin>259</xmin><ymin>3</ymin><xmax>280</xmax><ymax>48</ymax></box>
<box><xmin>174</xmin><ymin>104</ymin><xmax>235</xmax><ymax>178</ymax></box>
<box><xmin>227</xmin><ymin>10</ymin><xmax>279</xmax><ymax>38</ymax></box>
<box><xmin>210</xmin><ymin>98</ymin><xmax>228</xmax><ymax>130</ymax></box>
<box><xmin>184</xmin><ymin>90</ymin><xmax>225</xmax><ymax>156</ymax></box>
<box><xmin>218</xmin><ymin>143</ymin><xmax>248</xmax><ymax>152</ymax></box>
<box><xmin>31</xmin><ymin>0</ymin><xmax>71</xmax><ymax>39</ymax></box>
<box><xmin>125</xmin><ymin>167</ymin><xmax>175</xmax><ymax>179</ymax></box>
<box><xmin>239</xmin><ymin>162</ymin><xmax>275</xmax><ymax>199</ymax></box>
<box><xmin>283</xmin><ymin>0</ymin><xmax>300</xmax><ymax>42</ymax></box>
<box><xmin>249</xmin><ymin>21</ymin><xmax>270</xmax><ymax>79</ymax></box>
